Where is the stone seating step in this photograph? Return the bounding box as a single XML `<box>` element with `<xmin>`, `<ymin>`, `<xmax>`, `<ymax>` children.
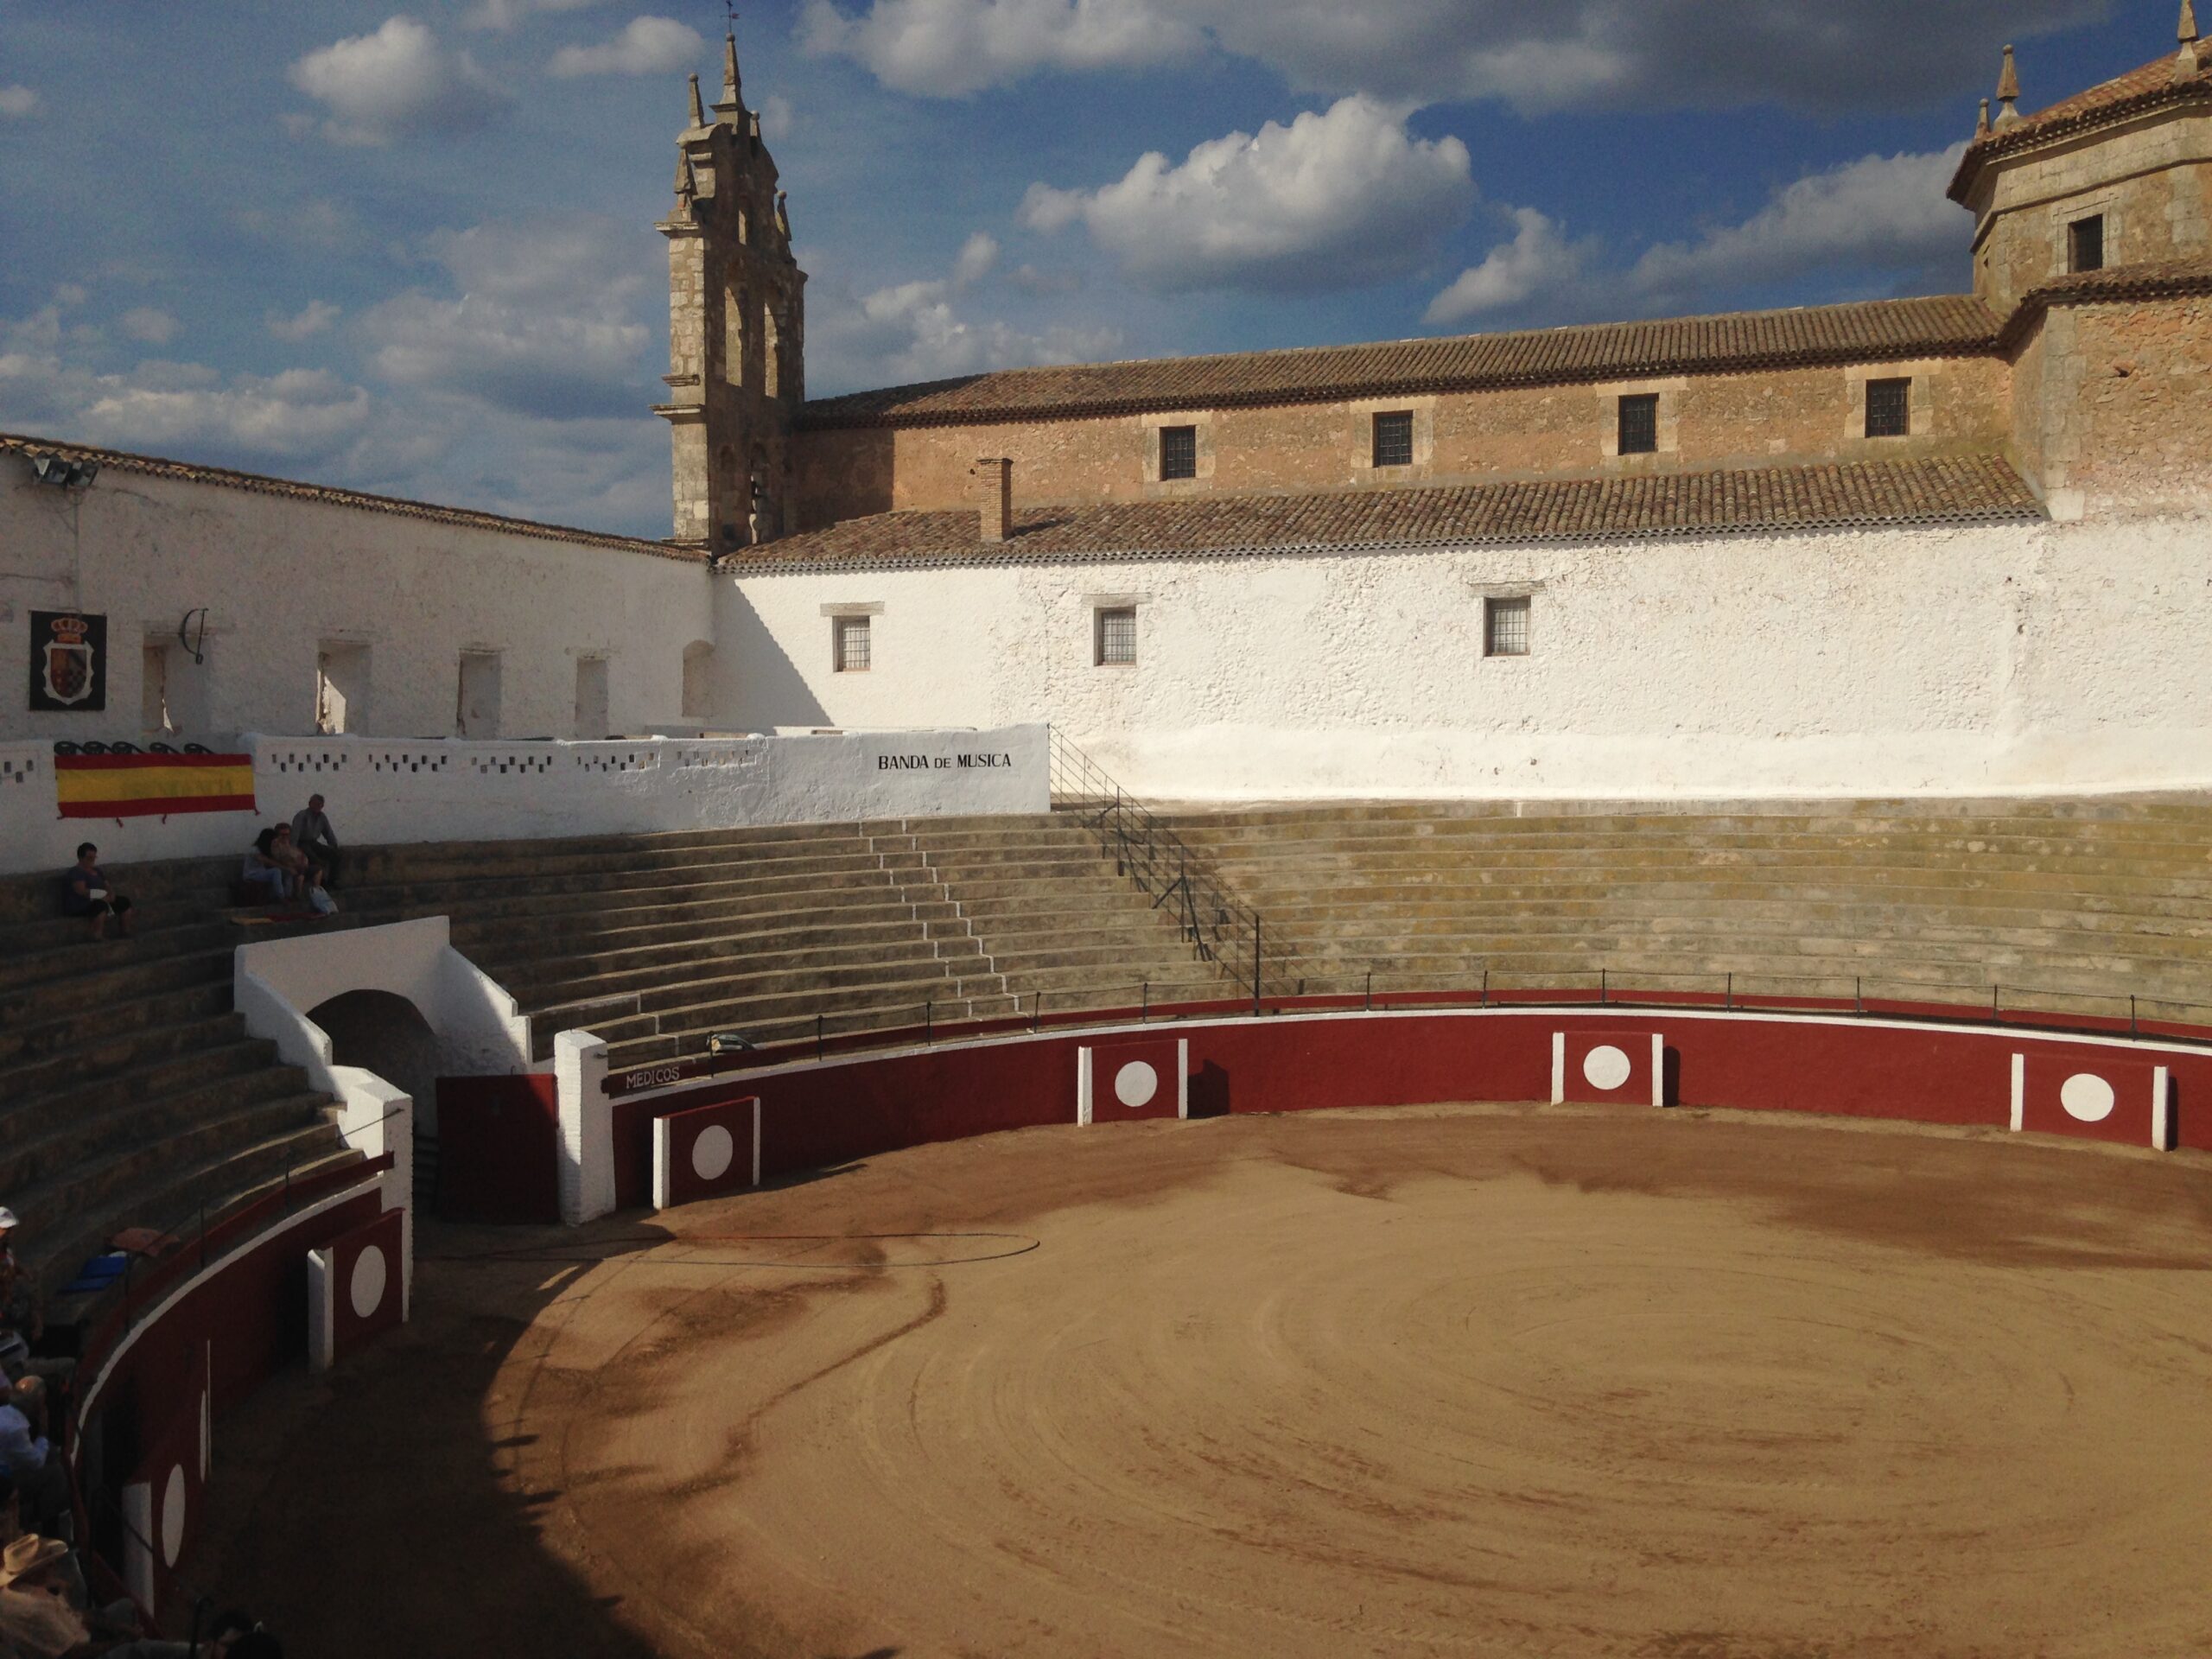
<box><xmin>0</xmin><ymin>1011</ymin><xmax>252</xmax><ymax>1104</ymax></box>
<box><xmin>0</xmin><ymin>981</ymin><xmax>236</xmax><ymax>1071</ymax></box>
<box><xmin>510</xmin><ymin>934</ymin><xmax>983</xmax><ymax>1009</ymax></box>
<box><xmin>1</xmin><ymin>946</ymin><xmax>234</xmax><ymax>1032</ymax></box>
<box><xmin>0</xmin><ymin>1035</ymin><xmax>283</xmax><ymax>1157</ymax></box>
<box><xmin>458</xmin><ymin>901</ymin><xmax>968</xmax><ymax>972</ymax></box>
<box><xmin>0</xmin><ymin>1054</ymin><xmax>308</xmax><ymax>1196</ymax></box>
<box><xmin>0</xmin><ymin>918</ymin><xmax>235</xmax><ymax>989</ymax></box>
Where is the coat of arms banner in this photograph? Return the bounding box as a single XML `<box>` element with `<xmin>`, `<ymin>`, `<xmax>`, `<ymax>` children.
<box><xmin>29</xmin><ymin>610</ymin><xmax>106</xmax><ymax>712</ymax></box>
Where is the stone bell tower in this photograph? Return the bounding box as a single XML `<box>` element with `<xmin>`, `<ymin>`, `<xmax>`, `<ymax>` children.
<box><xmin>655</xmin><ymin>31</ymin><xmax>806</xmax><ymax>553</ymax></box>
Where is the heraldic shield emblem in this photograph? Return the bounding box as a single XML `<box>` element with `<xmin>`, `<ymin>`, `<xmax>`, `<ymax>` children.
<box><xmin>29</xmin><ymin>612</ymin><xmax>106</xmax><ymax>712</ymax></box>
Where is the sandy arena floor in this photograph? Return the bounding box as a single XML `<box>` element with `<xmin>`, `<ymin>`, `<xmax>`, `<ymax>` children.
<box><xmin>201</xmin><ymin>1103</ymin><xmax>2212</xmax><ymax>1658</ymax></box>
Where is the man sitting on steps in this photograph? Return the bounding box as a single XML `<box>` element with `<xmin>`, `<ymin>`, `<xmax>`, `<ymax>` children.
<box><xmin>289</xmin><ymin>794</ymin><xmax>340</xmax><ymax>890</ymax></box>
<box><xmin>60</xmin><ymin>845</ymin><xmax>132</xmax><ymax>944</ymax></box>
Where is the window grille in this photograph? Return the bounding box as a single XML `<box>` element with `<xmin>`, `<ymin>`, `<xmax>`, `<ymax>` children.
<box><xmin>2069</xmin><ymin>214</ymin><xmax>2105</xmax><ymax>274</ymax></box>
<box><xmin>1617</xmin><ymin>393</ymin><xmax>1659</xmax><ymax>455</ymax></box>
<box><xmin>1372</xmin><ymin>410</ymin><xmax>1414</xmax><ymax>467</ymax></box>
<box><xmin>1096</xmin><ymin>607</ymin><xmax>1137</xmax><ymax>666</ymax></box>
<box><xmin>1865</xmin><ymin>377</ymin><xmax>1911</xmax><ymax>439</ymax></box>
<box><xmin>1159</xmin><ymin>425</ymin><xmax>1198</xmax><ymax>480</ymax></box>
<box><xmin>1484</xmin><ymin>595</ymin><xmax>1530</xmax><ymax>658</ymax></box>
<box><xmin>834</xmin><ymin>615</ymin><xmax>871</xmax><ymax>672</ymax></box>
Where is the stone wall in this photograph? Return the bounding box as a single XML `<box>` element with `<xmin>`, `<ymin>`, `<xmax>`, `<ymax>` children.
<box><xmin>2025</xmin><ymin>289</ymin><xmax>2212</xmax><ymax>516</ymax></box>
<box><xmin>790</xmin><ymin>356</ymin><xmax>2013</xmax><ymax>525</ymax></box>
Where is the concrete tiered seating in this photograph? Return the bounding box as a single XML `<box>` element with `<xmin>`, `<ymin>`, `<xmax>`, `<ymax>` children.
<box><xmin>331</xmin><ymin>815</ymin><xmax>1224</xmax><ymax>1070</ymax></box>
<box><xmin>1163</xmin><ymin>799</ymin><xmax>2212</xmax><ymax>1022</ymax></box>
<box><xmin>0</xmin><ymin>859</ymin><xmax>357</xmax><ymax>1296</ymax></box>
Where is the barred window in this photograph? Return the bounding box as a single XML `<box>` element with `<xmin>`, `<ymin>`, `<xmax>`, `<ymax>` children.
<box><xmin>1372</xmin><ymin>410</ymin><xmax>1414</xmax><ymax>467</ymax></box>
<box><xmin>1617</xmin><ymin>392</ymin><xmax>1658</xmax><ymax>456</ymax></box>
<box><xmin>2068</xmin><ymin>213</ymin><xmax>2105</xmax><ymax>274</ymax></box>
<box><xmin>1484</xmin><ymin>595</ymin><xmax>1530</xmax><ymax>658</ymax></box>
<box><xmin>1866</xmin><ymin>377</ymin><xmax>1911</xmax><ymax>439</ymax></box>
<box><xmin>834</xmin><ymin>615</ymin><xmax>871</xmax><ymax>672</ymax></box>
<box><xmin>1159</xmin><ymin>424</ymin><xmax>1198</xmax><ymax>480</ymax></box>
<box><xmin>1096</xmin><ymin>607</ymin><xmax>1137</xmax><ymax>666</ymax></box>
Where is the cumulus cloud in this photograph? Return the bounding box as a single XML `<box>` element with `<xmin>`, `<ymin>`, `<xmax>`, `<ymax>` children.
<box><xmin>0</xmin><ymin>86</ymin><xmax>38</xmax><ymax>118</ymax></box>
<box><xmin>1426</xmin><ymin>208</ymin><xmax>1589</xmax><ymax>324</ymax></box>
<box><xmin>118</xmin><ymin>308</ymin><xmax>180</xmax><ymax>346</ymax></box>
<box><xmin>467</xmin><ymin>0</ymin><xmax>605</xmax><ymax>29</ymax></box>
<box><xmin>548</xmin><ymin>16</ymin><xmax>702</xmax><ymax>78</ymax></box>
<box><xmin>798</xmin><ymin>0</ymin><xmax>1201</xmax><ymax>98</ymax></box>
<box><xmin>289</xmin><ymin>16</ymin><xmax>509</xmax><ymax>146</ymax></box>
<box><xmin>803</xmin><ymin>0</ymin><xmax>2102</xmax><ymax>113</ymax></box>
<box><xmin>757</xmin><ymin>92</ymin><xmax>796</xmax><ymax>139</ymax></box>
<box><xmin>1021</xmin><ymin>95</ymin><xmax>1473</xmax><ymax>292</ymax></box>
<box><xmin>267</xmin><ymin>301</ymin><xmax>342</xmax><ymax>340</ymax></box>
<box><xmin>951</xmin><ymin>232</ymin><xmax>1000</xmax><ymax>288</ymax></box>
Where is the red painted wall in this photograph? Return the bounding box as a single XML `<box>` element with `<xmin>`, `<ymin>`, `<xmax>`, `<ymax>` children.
<box><xmin>438</xmin><ymin>1075</ymin><xmax>562</xmax><ymax>1223</ymax></box>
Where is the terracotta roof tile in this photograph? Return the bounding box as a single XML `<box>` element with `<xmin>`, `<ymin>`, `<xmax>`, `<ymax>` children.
<box><xmin>0</xmin><ymin>431</ymin><xmax>702</xmax><ymax>563</ymax></box>
<box><xmin>798</xmin><ymin>296</ymin><xmax>2001</xmax><ymax>431</ymax></box>
<box><xmin>1951</xmin><ymin>47</ymin><xmax>2211</xmax><ymax>198</ymax></box>
<box><xmin>735</xmin><ymin>456</ymin><xmax>2044</xmax><ymax>572</ymax></box>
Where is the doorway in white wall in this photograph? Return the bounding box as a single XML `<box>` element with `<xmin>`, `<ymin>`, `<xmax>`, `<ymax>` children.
<box><xmin>317</xmin><ymin>641</ymin><xmax>370</xmax><ymax>734</ymax></box>
<box><xmin>456</xmin><ymin>651</ymin><xmax>502</xmax><ymax>739</ymax></box>
<box><xmin>575</xmin><ymin>655</ymin><xmax>610</xmax><ymax>740</ymax></box>
<box><xmin>141</xmin><ymin>639</ymin><xmax>173</xmax><ymax>735</ymax></box>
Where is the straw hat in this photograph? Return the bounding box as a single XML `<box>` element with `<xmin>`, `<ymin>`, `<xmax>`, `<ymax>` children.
<box><xmin>0</xmin><ymin>1533</ymin><xmax>67</xmax><ymax>1587</ymax></box>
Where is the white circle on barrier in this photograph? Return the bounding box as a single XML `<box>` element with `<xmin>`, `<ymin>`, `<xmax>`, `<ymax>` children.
<box><xmin>692</xmin><ymin>1123</ymin><xmax>737</xmax><ymax>1182</ymax></box>
<box><xmin>161</xmin><ymin>1464</ymin><xmax>187</xmax><ymax>1567</ymax></box>
<box><xmin>349</xmin><ymin>1243</ymin><xmax>387</xmax><ymax>1321</ymax></box>
<box><xmin>1114</xmin><ymin>1061</ymin><xmax>1160</xmax><ymax>1109</ymax></box>
<box><xmin>2060</xmin><ymin>1072</ymin><xmax>2117</xmax><ymax>1123</ymax></box>
<box><xmin>1582</xmin><ymin>1045</ymin><xmax>1633</xmax><ymax>1092</ymax></box>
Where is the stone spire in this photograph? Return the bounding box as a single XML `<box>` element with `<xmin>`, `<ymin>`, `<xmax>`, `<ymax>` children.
<box><xmin>719</xmin><ymin>30</ymin><xmax>743</xmax><ymax>114</ymax></box>
<box><xmin>2181</xmin><ymin>0</ymin><xmax>2202</xmax><ymax>77</ymax></box>
<box><xmin>775</xmin><ymin>189</ymin><xmax>791</xmax><ymax>238</ymax></box>
<box><xmin>687</xmin><ymin>72</ymin><xmax>707</xmax><ymax>130</ymax></box>
<box><xmin>1977</xmin><ymin>97</ymin><xmax>1992</xmax><ymax>137</ymax></box>
<box><xmin>673</xmin><ymin>149</ymin><xmax>695</xmax><ymax>207</ymax></box>
<box><xmin>1993</xmin><ymin>44</ymin><xmax>2021</xmax><ymax>126</ymax></box>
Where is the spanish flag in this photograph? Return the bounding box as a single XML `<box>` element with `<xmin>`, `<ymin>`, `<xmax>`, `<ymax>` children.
<box><xmin>55</xmin><ymin>753</ymin><xmax>257</xmax><ymax>820</ymax></box>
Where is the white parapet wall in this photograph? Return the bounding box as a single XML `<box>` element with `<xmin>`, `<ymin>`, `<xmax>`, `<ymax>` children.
<box><xmin>0</xmin><ymin>723</ymin><xmax>1048</xmax><ymax>875</ymax></box>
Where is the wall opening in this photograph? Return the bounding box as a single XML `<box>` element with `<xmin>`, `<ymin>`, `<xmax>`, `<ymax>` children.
<box><xmin>724</xmin><ymin>285</ymin><xmax>747</xmax><ymax>387</ymax></box>
<box><xmin>140</xmin><ymin>639</ymin><xmax>172</xmax><ymax>735</ymax></box>
<box><xmin>681</xmin><ymin>640</ymin><xmax>714</xmax><ymax>720</ymax></box>
<box><xmin>764</xmin><ymin>304</ymin><xmax>781</xmax><ymax>400</ymax></box>
<box><xmin>316</xmin><ymin>641</ymin><xmax>370</xmax><ymax>734</ymax></box>
<box><xmin>575</xmin><ymin>655</ymin><xmax>610</xmax><ymax>740</ymax></box>
<box><xmin>455</xmin><ymin>651</ymin><xmax>502</xmax><ymax>739</ymax></box>
<box><xmin>309</xmin><ymin>988</ymin><xmax>442</xmax><ymax>1130</ymax></box>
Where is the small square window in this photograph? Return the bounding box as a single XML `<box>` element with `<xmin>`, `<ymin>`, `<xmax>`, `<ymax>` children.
<box><xmin>1159</xmin><ymin>425</ymin><xmax>1197</xmax><ymax>480</ymax></box>
<box><xmin>1617</xmin><ymin>393</ymin><xmax>1658</xmax><ymax>456</ymax></box>
<box><xmin>1865</xmin><ymin>377</ymin><xmax>1911</xmax><ymax>439</ymax></box>
<box><xmin>1096</xmin><ymin>607</ymin><xmax>1137</xmax><ymax>666</ymax></box>
<box><xmin>1484</xmin><ymin>595</ymin><xmax>1530</xmax><ymax>658</ymax></box>
<box><xmin>1371</xmin><ymin>410</ymin><xmax>1414</xmax><ymax>468</ymax></box>
<box><xmin>834</xmin><ymin>615</ymin><xmax>871</xmax><ymax>672</ymax></box>
<box><xmin>2068</xmin><ymin>213</ymin><xmax>2105</xmax><ymax>274</ymax></box>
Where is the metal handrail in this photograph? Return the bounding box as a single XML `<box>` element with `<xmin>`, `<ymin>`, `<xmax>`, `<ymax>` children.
<box><xmin>1046</xmin><ymin>727</ymin><xmax>1307</xmax><ymax>1003</ymax></box>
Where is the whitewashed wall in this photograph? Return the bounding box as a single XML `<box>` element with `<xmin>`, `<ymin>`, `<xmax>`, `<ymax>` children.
<box><xmin>0</xmin><ymin>459</ymin><xmax>711</xmax><ymax>747</ymax></box>
<box><xmin>721</xmin><ymin>517</ymin><xmax>2212</xmax><ymax>799</ymax></box>
<box><xmin>0</xmin><ymin>726</ymin><xmax>1048</xmax><ymax>874</ymax></box>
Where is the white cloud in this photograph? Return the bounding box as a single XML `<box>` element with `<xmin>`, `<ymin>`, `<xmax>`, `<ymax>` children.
<box><xmin>757</xmin><ymin>92</ymin><xmax>795</xmax><ymax>140</ymax></box>
<box><xmin>951</xmin><ymin>232</ymin><xmax>1000</xmax><ymax>288</ymax></box>
<box><xmin>548</xmin><ymin>16</ymin><xmax>702</xmax><ymax>78</ymax></box>
<box><xmin>1426</xmin><ymin>208</ymin><xmax>1588</xmax><ymax>324</ymax></box>
<box><xmin>267</xmin><ymin>301</ymin><xmax>343</xmax><ymax>341</ymax></box>
<box><xmin>0</xmin><ymin>86</ymin><xmax>38</xmax><ymax>118</ymax></box>
<box><xmin>420</xmin><ymin>214</ymin><xmax>655</xmax><ymax>310</ymax></box>
<box><xmin>798</xmin><ymin>0</ymin><xmax>1201</xmax><ymax>98</ymax></box>
<box><xmin>1021</xmin><ymin>95</ymin><xmax>1474</xmax><ymax>292</ymax></box>
<box><xmin>289</xmin><ymin>16</ymin><xmax>509</xmax><ymax>146</ymax></box>
<box><xmin>467</xmin><ymin>0</ymin><xmax>605</xmax><ymax>29</ymax></box>
<box><xmin>118</xmin><ymin>308</ymin><xmax>180</xmax><ymax>346</ymax></box>
<box><xmin>1626</xmin><ymin>145</ymin><xmax>1969</xmax><ymax>309</ymax></box>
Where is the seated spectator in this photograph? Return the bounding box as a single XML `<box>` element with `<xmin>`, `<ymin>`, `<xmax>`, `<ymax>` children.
<box><xmin>60</xmin><ymin>846</ymin><xmax>132</xmax><ymax>944</ymax></box>
<box><xmin>0</xmin><ymin>1211</ymin><xmax>37</xmax><ymax>1382</ymax></box>
<box><xmin>288</xmin><ymin>795</ymin><xmax>340</xmax><ymax>890</ymax></box>
<box><xmin>269</xmin><ymin>824</ymin><xmax>316</xmax><ymax>896</ymax></box>
<box><xmin>240</xmin><ymin>830</ymin><xmax>291</xmax><ymax>905</ymax></box>
<box><xmin>0</xmin><ymin>1533</ymin><xmax>87</xmax><ymax>1657</ymax></box>
<box><xmin>0</xmin><ymin>1382</ymin><xmax>66</xmax><ymax>1538</ymax></box>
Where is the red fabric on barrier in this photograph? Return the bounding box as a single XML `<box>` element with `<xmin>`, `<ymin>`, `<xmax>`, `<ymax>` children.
<box><xmin>2017</xmin><ymin>1052</ymin><xmax>2164</xmax><ymax>1146</ymax></box>
<box><xmin>655</xmin><ymin>1096</ymin><xmax>758</xmax><ymax>1209</ymax></box>
<box><xmin>1086</xmin><ymin>1037</ymin><xmax>1183</xmax><ymax>1122</ymax></box>
<box><xmin>436</xmin><ymin>1075</ymin><xmax>561</xmax><ymax>1222</ymax></box>
<box><xmin>1557</xmin><ymin>1028</ymin><xmax>1664</xmax><ymax>1105</ymax></box>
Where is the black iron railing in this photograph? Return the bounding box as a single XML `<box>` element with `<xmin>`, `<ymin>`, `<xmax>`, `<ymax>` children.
<box><xmin>1046</xmin><ymin>728</ymin><xmax>1306</xmax><ymax>1005</ymax></box>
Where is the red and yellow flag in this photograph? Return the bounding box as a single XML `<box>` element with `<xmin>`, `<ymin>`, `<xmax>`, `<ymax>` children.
<box><xmin>54</xmin><ymin>752</ymin><xmax>257</xmax><ymax>820</ymax></box>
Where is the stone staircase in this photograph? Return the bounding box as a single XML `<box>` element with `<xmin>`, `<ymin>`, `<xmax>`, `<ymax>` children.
<box><xmin>0</xmin><ymin>860</ymin><xmax>359</xmax><ymax>1298</ymax></box>
<box><xmin>328</xmin><ymin>815</ymin><xmax>1226</xmax><ymax>1071</ymax></box>
<box><xmin>1161</xmin><ymin>798</ymin><xmax>2212</xmax><ymax>1021</ymax></box>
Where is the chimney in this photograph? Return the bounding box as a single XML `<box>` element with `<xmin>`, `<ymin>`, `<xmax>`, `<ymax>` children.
<box><xmin>975</xmin><ymin>457</ymin><xmax>1012</xmax><ymax>543</ymax></box>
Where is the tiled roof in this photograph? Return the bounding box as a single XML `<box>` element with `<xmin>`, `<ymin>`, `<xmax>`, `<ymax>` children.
<box><xmin>0</xmin><ymin>432</ymin><xmax>702</xmax><ymax>563</ymax></box>
<box><xmin>733</xmin><ymin>456</ymin><xmax>2044</xmax><ymax>572</ymax></box>
<box><xmin>1951</xmin><ymin>47</ymin><xmax>2211</xmax><ymax>198</ymax></box>
<box><xmin>1999</xmin><ymin>256</ymin><xmax>2212</xmax><ymax>346</ymax></box>
<box><xmin>798</xmin><ymin>296</ymin><xmax>2001</xmax><ymax>431</ymax></box>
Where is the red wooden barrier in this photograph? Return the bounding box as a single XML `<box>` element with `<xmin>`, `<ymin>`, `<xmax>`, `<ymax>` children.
<box><xmin>653</xmin><ymin>1096</ymin><xmax>760</xmax><ymax>1210</ymax></box>
<box><xmin>308</xmin><ymin>1208</ymin><xmax>406</xmax><ymax>1372</ymax></box>
<box><xmin>437</xmin><ymin>1074</ymin><xmax>561</xmax><ymax>1223</ymax></box>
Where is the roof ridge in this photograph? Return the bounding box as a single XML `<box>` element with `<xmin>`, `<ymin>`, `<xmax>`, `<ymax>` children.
<box><xmin>0</xmin><ymin>431</ymin><xmax>699</xmax><ymax>563</ymax></box>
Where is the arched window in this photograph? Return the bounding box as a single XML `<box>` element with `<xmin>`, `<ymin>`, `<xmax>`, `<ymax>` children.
<box><xmin>723</xmin><ymin>285</ymin><xmax>746</xmax><ymax>386</ymax></box>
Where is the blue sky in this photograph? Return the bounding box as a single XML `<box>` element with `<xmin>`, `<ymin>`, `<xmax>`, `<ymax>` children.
<box><xmin>0</xmin><ymin>1</ymin><xmax>2178</xmax><ymax>537</ymax></box>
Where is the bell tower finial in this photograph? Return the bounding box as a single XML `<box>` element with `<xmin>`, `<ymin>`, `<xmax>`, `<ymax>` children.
<box><xmin>1993</xmin><ymin>44</ymin><xmax>2021</xmax><ymax>125</ymax></box>
<box><xmin>2181</xmin><ymin>1</ymin><xmax>2202</xmax><ymax>77</ymax></box>
<box><xmin>721</xmin><ymin>29</ymin><xmax>742</xmax><ymax>114</ymax></box>
<box><xmin>1976</xmin><ymin>97</ymin><xmax>1991</xmax><ymax>137</ymax></box>
<box><xmin>686</xmin><ymin>72</ymin><xmax>707</xmax><ymax>130</ymax></box>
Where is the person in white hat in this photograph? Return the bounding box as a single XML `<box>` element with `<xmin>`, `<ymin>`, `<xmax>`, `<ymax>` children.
<box><xmin>0</xmin><ymin>1531</ymin><xmax>90</xmax><ymax>1657</ymax></box>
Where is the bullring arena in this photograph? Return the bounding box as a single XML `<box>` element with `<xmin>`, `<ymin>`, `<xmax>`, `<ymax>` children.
<box><xmin>6</xmin><ymin>10</ymin><xmax>2212</xmax><ymax>1656</ymax></box>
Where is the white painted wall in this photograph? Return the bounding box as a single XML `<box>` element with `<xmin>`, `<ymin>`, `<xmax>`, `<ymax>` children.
<box><xmin>0</xmin><ymin>458</ymin><xmax>711</xmax><ymax>747</ymax></box>
<box><xmin>0</xmin><ymin>726</ymin><xmax>1049</xmax><ymax>874</ymax></box>
<box><xmin>721</xmin><ymin>517</ymin><xmax>2212</xmax><ymax>798</ymax></box>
